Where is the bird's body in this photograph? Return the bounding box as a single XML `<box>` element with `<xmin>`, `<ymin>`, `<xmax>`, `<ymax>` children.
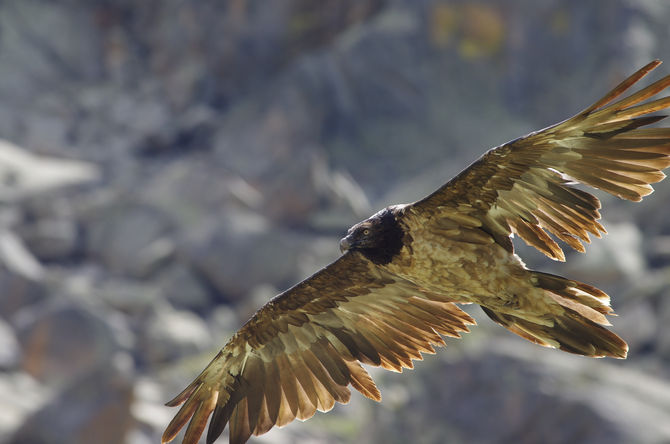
<box><xmin>383</xmin><ymin>204</ymin><xmax>529</xmax><ymax>307</ymax></box>
<box><xmin>163</xmin><ymin>61</ymin><xmax>670</xmax><ymax>444</ymax></box>
<box><xmin>353</xmin><ymin>205</ymin><xmax>529</xmax><ymax>319</ymax></box>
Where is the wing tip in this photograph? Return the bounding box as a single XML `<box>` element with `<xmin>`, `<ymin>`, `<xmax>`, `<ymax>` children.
<box><xmin>646</xmin><ymin>59</ymin><xmax>662</xmax><ymax>70</ymax></box>
<box><xmin>583</xmin><ymin>59</ymin><xmax>665</xmax><ymax>114</ymax></box>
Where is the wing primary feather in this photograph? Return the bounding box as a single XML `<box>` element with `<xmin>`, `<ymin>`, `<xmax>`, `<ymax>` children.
<box><xmin>585</xmin><ymin>115</ymin><xmax>667</xmax><ymax>136</ymax></box>
<box><xmin>253</xmin><ymin>397</ymin><xmax>274</xmax><ymax>436</ymax></box>
<box><xmin>162</xmin><ymin>390</ymin><xmax>203</xmax><ymax>444</ymax></box>
<box><xmin>581</xmin><ymin>60</ymin><xmax>661</xmax><ymax>114</ymax></box>
<box><xmin>165</xmin><ymin>380</ymin><xmax>201</xmax><ymax>408</ymax></box>
<box><xmin>275</xmin><ymin>387</ymin><xmax>296</xmax><ymax>427</ymax></box>
<box><xmin>207</xmin><ymin>402</ymin><xmax>234</xmax><ymax>444</ymax></box>
<box><xmin>616</xmin><ymin>127</ymin><xmax>670</xmax><ymax>139</ymax></box>
<box><xmin>327</xmin><ymin>326</ymin><xmax>383</xmax><ymax>366</ymax></box>
<box><xmin>346</xmin><ymin>360</ymin><xmax>382</xmax><ymax>401</ymax></box>
<box><xmin>229</xmin><ymin>397</ymin><xmax>252</xmax><ymax>444</ymax></box>
<box><xmin>608</xmin><ymin>73</ymin><xmax>670</xmax><ymax>111</ymax></box>
<box><xmin>286</xmin><ymin>356</ymin><xmax>320</xmax><ymax>417</ymax></box>
<box><xmin>262</xmin><ymin>359</ymin><xmax>281</xmax><ymax>427</ymax></box>
<box><xmin>274</xmin><ymin>354</ymin><xmax>301</xmax><ymax>417</ymax></box>
<box><xmin>301</xmin><ymin>349</ymin><xmax>349</xmax><ymax>405</ymax></box>
<box><xmin>510</xmin><ymin>218</ymin><xmax>565</xmax><ymax>261</ymax></box>
<box><xmin>241</xmin><ymin>356</ymin><xmax>265</xmax><ymax>437</ymax></box>
<box><xmin>607</xmin><ymin>96</ymin><xmax>670</xmax><ymax>122</ymax></box>
<box><xmin>377</xmin><ymin>317</ymin><xmax>440</xmax><ymax>353</ymax></box>
<box><xmin>311</xmin><ymin>340</ymin><xmax>351</xmax><ymax>386</ymax></box>
<box><xmin>184</xmin><ymin>394</ymin><xmax>217</xmax><ymax>444</ymax></box>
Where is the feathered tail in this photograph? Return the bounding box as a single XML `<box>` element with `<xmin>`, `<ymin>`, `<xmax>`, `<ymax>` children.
<box><xmin>482</xmin><ymin>271</ymin><xmax>628</xmax><ymax>358</ymax></box>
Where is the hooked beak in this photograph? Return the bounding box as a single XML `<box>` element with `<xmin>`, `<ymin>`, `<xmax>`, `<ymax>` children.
<box><xmin>339</xmin><ymin>236</ymin><xmax>353</xmax><ymax>253</ymax></box>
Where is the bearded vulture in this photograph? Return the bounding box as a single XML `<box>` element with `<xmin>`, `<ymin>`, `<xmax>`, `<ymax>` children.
<box><xmin>163</xmin><ymin>61</ymin><xmax>670</xmax><ymax>444</ymax></box>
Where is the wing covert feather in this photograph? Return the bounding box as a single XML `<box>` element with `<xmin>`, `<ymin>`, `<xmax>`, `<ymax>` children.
<box><xmin>162</xmin><ymin>252</ymin><xmax>474</xmax><ymax>444</ymax></box>
<box><xmin>413</xmin><ymin>60</ymin><xmax>670</xmax><ymax>260</ymax></box>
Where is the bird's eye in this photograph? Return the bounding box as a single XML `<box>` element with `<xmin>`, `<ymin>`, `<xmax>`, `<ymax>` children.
<box><xmin>363</xmin><ymin>229</ymin><xmax>370</xmax><ymax>235</ymax></box>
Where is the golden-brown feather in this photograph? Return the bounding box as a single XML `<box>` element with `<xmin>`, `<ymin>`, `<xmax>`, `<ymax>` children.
<box><xmin>162</xmin><ymin>252</ymin><xmax>474</xmax><ymax>444</ymax></box>
<box><xmin>164</xmin><ymin>61</ymin><xmax>670</xmax><ymax>444</ymax></box>
<box><xmin>414</xmin><ymin>60</ymin><xmax>670</xmax><ymax>260</ymax></box>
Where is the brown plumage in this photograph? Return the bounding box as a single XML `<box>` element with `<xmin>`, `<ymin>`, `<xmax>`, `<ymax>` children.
<box><xmin>163</xmin><ymin>61</ymin><xmax>670</xmax><ymax>444</ymax></box>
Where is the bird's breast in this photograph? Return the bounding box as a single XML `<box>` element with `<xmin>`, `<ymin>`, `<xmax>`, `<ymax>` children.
<box><xmin>383</xmin><ymin>223</ymin><xmax>531</xmax><ymax>308</ymax></box>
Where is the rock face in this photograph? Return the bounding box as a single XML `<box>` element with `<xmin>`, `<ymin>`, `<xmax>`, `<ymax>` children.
<box><xmin>16</xmin><ymin>305</ymin><xmax>119</xmax><ymax>386</ymax></box>
<box><xmin>0</xmin><ymin>319</ymin><xmax>20</xmax><ymax>369</ymax></box>
<box><xmin>1</xmin><ymin>1</ymin><xmax>670</xmax><ymax>443</ymax></box>
<box><xmin>8</xmin><ymin>365</ymin><xmax>134</xmax><ymax>444</ymax></box>
<box><xmin>365</xmin><ymin>340</ymin><xmax>670</xmax><ymax>444</ymax></box>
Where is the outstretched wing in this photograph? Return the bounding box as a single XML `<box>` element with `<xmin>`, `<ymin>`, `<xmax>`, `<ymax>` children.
<box><xmin>162</xmin><ymin>251</ymin><xmax>474</xmax><ymax>444</ymax></box>
<box><xmin>412</xmin><ymin>60</ymin><xmax>670</xmax><ymax>260</ymax></box>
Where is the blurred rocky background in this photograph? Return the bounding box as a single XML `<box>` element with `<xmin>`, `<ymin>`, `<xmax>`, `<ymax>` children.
<box><xmin>1</xmin><ymin>0</ymin><xmax>670</xmax><ymax>443</ymax></box>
